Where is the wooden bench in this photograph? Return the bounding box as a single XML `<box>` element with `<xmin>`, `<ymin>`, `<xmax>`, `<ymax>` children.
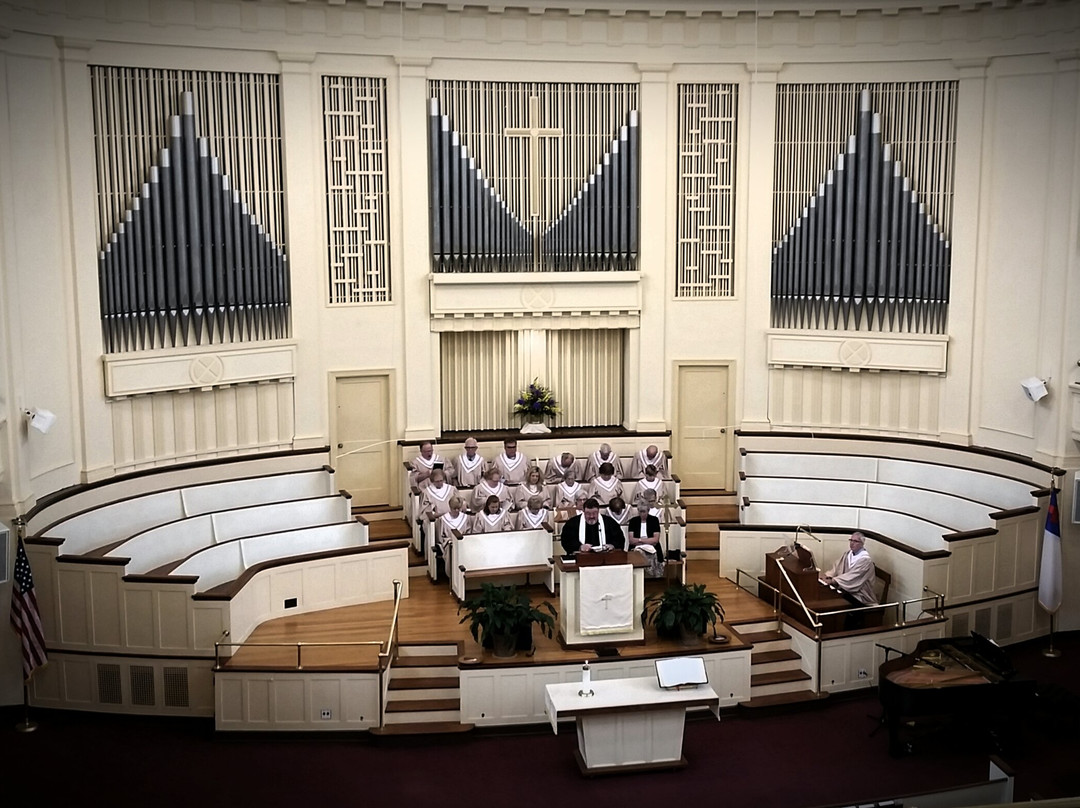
<box><xmin>450</xmin><ymin>528</ymin><xmax>555</xmax><ymax>601</ymax></box>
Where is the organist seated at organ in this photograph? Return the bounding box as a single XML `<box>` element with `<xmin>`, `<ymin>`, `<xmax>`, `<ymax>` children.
<box><xmin>819</xmin><ymin>531</ymin><xmax>878</xmax><ymax>627</ymax></box>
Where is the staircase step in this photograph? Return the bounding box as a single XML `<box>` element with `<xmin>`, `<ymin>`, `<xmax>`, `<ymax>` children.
<box><xmin>353</xmin><ymin>506</ymin><xmax>405</xmax><ymax>522</ymax></box>
<box><xmin>738</xmin><ymin>629</ymin><xmax>789</xmax><ymax>646</ymax></box>
<box><xmin>370</xmin><ymin>722</ymin><xmax>474</xmax><ymax>737</ymax></box>
<box><xmin>383</xmin><ymin>710</ymin><xmax>462</xmax><ymax>725</ymax></box>
<box><xmin>685</xmin><ymin>533</ymin><xmax>718</xmax><ymax>551</ymax></box>
<box><xmin>751</xmin><ymin>669</ymin><xmax>811</xmax><ymax>688</ymax></box>
<box><xmin>684</xmin><ymin>504</ymin><xmax>739</xmax><ymax>523</ymax></box>
<box><xmin>398</xmin><ymin>643</ymin><xmax>460</xmax><ymax>657</ymax></box>
<box><xmin>388</xmin><ymin>676</ymin><xmax>459</xmax><ymax>691</ymax></box>
<box><xmin>385</xmin><ymin>698</ymin><xmax>460</xmax><ymax>713</ymax></box>
<box><xmin>395</xmin><ymin>655</ymin><xmax>460</xmax><ymax>668</ymax></box>
<box><xmin>752</xmin><ymin>649</ymin><xmax>801</xmax><ymax>666</ymax></box>
<box><xmin>739</xmin><ymin>690</ymin><xmax>831</xmax><ymax>711</ymax></box>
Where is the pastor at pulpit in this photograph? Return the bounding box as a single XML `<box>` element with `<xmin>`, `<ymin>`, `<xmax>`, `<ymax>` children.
<box><xmin>560</xmin><ymin>498</ymin><xmax>626</xmax><ymax>555</ymax></box>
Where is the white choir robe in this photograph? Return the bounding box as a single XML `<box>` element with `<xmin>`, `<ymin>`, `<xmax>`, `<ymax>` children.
<box><xmin>421</xmin><ymin>482</ymin><xmax>458</xmax><ymax>518</ymax></box>
<box><xmin>469</xmin><ymin>509</ymin><xmax>514</xmax><ymax>533</ymax></box>
<box><xmin>584</xmin><ymin>450</ymin><xmax>624</xmax><ymax>481</ymax></box>
<box><xmin>588</xmin><ymin>475</ymin><xmax>623</xmax><ymax>506</ymax></box>
<box><xmin>453</xmin><ymin>452</ymin><xmax>486</xmax><ymax>487</ymax></box>
<box><xmin>605</xmin><ymin>505</ymin><xmax>632</xmax><ymax>527</ymax></box>
<box><xmin>513</xmin><ymin>483</ymin><xmax>551</xmax><ymax>510</ymax></box>
<box><xmin>553</xmin><ymin>481</ymin><xmax>586</xmax><ymax>509</ymax></box>
<box><xmin>489</xmin><ymin>452</ymin><xmax>531</xmax><ymax>484</ymax></box>
<box><xmin>471</xmin><ymin>480</ymin><xmax>512</xmax><ymax>512</ymax></box>
<box><xmin>515</xmin><ymin>507</ymin><xmax>552</xmax><ymax>531</ymax></box>
<box><xmin>543</xmin><ymin>456</ymin><xmax>583</xmax><ymax>484</ymax></box>
<box><xmin>628</xmin><ymin>448</ymin><xmax>668</xmax><ymax>479</ymax></box>
<box><xmin>410</xmin><ymin>452</ymin><xmax>448</xmax><ymax>486</ymax></box>
<box><xmin>630</xmin><ymin>477</ymin><xmax>665</xmax><ymax>507</ymax></box>
<box><xmin>436</xmin><ymin>511</ymin><xmax>470</xmax><ymax>560</ymax></box>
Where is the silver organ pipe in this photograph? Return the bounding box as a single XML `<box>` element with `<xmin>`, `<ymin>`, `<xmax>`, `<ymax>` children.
<box><xmin>771</xmin><ymin>88</ymin><xmax>951</xmax><ymax>333</ymax></box>
<box><xmin>98</xmin><ymin>91</ymin><xmax>289</xmax><ymax>352</ymax></box>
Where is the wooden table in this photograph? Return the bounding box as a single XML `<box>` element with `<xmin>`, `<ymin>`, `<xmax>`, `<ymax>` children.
<box><xmin>544</xmin><ymin>676</ymin><xmax>720</xmax><ymax>775</ymax></box>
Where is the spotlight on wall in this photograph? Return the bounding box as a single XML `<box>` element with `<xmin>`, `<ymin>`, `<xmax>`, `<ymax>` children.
<box><xmin>23</xmin><ymin>407</ymin><xmax>57</xmax><ymax>435</ymax></box>
<box><xmin>1020</xmin><ymin>377</ymin><xmax>1049</xmax><ymax>403</ymax></box>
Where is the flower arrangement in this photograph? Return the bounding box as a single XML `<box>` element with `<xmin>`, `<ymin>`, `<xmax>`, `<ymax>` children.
<box><xmin>513</xmin><ymin>379</ymin><xmax>559</xmax><ymax>421</ymax></box>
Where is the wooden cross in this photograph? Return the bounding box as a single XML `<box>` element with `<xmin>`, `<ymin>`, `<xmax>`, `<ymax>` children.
<box><xmin>504</xmin><ymin>96</ymin><xmax>563</xmax><ymax>218</ymax></box>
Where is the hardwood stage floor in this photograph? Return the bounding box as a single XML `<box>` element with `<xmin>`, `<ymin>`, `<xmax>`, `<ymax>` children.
<box><xmin>224</xmin><ymin>560</ymin><xmax>776</xmax><ymax>671</ymax></box>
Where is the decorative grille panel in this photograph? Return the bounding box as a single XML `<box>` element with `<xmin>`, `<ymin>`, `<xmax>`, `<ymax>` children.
<box><xmin>130</xmin><ymin>664</ymin><xmax>156</xmax><ymax>707</ymax></box>
<box><xmin>547</xmin><ymin>330</ymin><xmax>625</xmax><ymax>428</ymax></box>
<box><xmin>97</xmin><ymin>663</ymin><xmax>123</xmax><ymax>705</ymax></box>
<box><xmin>676</xmin><ymin>84</ymin><xmax>738</xmax><ymax>299</ymax></box>
<box><xmin>323</xmin><ymin>76</ymin><xmax>391</xmax><ymax>303</ymax></box>
<box><xmin>441</xmin><ymin>331</ymin><xmax>523</xmax><ymax>432</ymax></box>
<box><xmin>163</xmin><ymin>666</ymin><xmax>190</xmax><ymax>708</ymax></box>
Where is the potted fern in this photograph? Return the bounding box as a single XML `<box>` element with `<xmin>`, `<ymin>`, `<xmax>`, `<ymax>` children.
<box><xmin>642</xmin><ymin>583</ymin><xmax>725</xmax><ymax>646</ymax></box>
<box><xmin>458</xmin><ymin>583</ymin><xmax>557</xmax><ymax>658</ymax></box>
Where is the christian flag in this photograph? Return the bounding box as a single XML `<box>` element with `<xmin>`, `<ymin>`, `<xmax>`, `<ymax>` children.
<box><xmin>1037</xmin><ymin>489</ymin><xmax>1063</xmax><ymax>615</ymax></box>
<box><xmin>9</xmin><ymin>536</ymin><xmax>48</xmax><ymax>680</ymax></box>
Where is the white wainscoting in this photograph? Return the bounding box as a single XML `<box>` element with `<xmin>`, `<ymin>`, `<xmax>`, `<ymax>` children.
<box><xmin>225</xmin><ymin>545</ymin><xmax>410</xmax><ymax>644</ymax></box>
<box><xmin>29</xmin><ymin>652</ymin><xmax>215</xmax><ymax>717</ymax></box>
<box><xmin>460</xmin><ymin>650</ymin><xmax>750</xmax><ymax>727</ymax></box>
<box><xmin>215</xmin><ymin>672</ymin><xmax>380</xmax><ymax>731</ymax></box>
<box><xmin>944</xmin><ymin>512</ymin><xmax>1040</xmax><ymax>605</ymax></box>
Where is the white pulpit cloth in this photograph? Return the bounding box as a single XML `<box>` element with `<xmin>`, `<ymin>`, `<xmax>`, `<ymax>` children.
<box><xmin>578</xmin><ymin>564</ymin><xmax>634</xmax><ymax>635</ymax></box>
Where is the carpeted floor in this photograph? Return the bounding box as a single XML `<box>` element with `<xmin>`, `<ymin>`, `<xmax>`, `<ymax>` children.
<box><xmin>3</xmin><ymin>632</ymin><xmax>1079</xmax><ymax>808</ymax></box>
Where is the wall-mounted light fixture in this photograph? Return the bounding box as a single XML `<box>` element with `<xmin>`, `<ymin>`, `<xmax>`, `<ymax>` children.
<box><xmin>23</xmin><ymin>407</ymin><xmax>57</xmax><ymax>435</ymax></box>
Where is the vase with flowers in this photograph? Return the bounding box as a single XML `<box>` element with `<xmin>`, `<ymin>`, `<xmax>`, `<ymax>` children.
<box><xmin>514</xmin><ymin>379</ymin><xmax>559</xmax><ymax>434</ymax></box>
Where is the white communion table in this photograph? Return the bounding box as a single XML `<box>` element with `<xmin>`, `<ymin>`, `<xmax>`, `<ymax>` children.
<box><xmin>544</xmin><ymin>675</ymin><xmax>720</xmax><ymax>775</ymax></box>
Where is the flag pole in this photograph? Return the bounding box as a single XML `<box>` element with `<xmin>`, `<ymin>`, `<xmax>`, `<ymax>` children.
<box><xmin>1043</xmin><ymin>613</ymin><xmax>1062</xmax><ymax>659</ymax></box>
<box><xmin>14</xmin><ymin>682</ymin><xmax>38</xmax><ymax>733</ymax></box>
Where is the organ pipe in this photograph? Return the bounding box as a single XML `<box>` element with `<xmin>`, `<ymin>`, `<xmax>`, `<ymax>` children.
<box><xmin>771</xmin><ymin>88</ymin><xmax>950</xmax><ymax>333</ymax></box>
<box><xmin>98</xmin><ymin>91</ymin><xmax>289</xmax><ymax>352</ymax></box>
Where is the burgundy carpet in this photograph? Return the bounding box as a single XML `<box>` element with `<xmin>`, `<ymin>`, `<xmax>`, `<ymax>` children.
<box><xmin>3</xmin><ymin>632</ymin><xmax>1079</xmax><ymax>808</ymax></box>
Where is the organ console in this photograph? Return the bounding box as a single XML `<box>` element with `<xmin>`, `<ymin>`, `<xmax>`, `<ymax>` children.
<box><xmin>878</xmin><ymin>632</ymin><xmax>1035</xmax><ymax>756</ymax></box>
<box><xmin>758</xmin><ymin>550</ymin><xmax>852</xmax><ymax>633</ymax></box>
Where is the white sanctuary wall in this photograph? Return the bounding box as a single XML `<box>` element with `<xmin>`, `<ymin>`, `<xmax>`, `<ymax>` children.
<box><xmin>0</xmin><ymin>0</ymin><xmax>1077</xmax><ymax>708</ymax></box>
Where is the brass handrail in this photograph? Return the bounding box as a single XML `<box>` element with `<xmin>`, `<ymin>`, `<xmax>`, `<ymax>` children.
<box><xmin>213</xmin><ymin>640</ymin><xmax>385</xmax><ymax>671</ymax></box>
<box><xmin>377</xmin><ymin>579</ymin><xmax>405</xmax><ymax>729</ymax></box>
<box><xmin>773</xmin><ymin>557</ymin><xmax>822</xmax><ymax>631</ymax></box>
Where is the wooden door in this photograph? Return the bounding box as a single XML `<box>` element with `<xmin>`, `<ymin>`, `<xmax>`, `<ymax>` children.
<box><xmin>332</xmin><ymin>374</ymin><xmax>393</xmax><ymax>506</ymax></box>
<box><xmin>674</xmin><ymin>364</ymin><xmax>732</xmax><ymax>491</ymax></box>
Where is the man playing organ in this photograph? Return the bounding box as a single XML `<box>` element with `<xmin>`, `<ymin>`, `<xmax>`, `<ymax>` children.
<box><xmin>587</xmin><ymin>461</ymin><xmax>623</xmax><ymax>506</ymax></box>
<box><xmin>420</xmin><ymin>468</ymin><xmax>458</xmax><ymax>519</ymax></box>
<box><xmin>584</xmin><ymin>443</ymin><xmax>624</xmax><ymax>481</ymax></box>
<box><xmin>515</xmin><ymin>495</ymin><xmax>553</xmax><ymax>531</ymax></box>
<box><xmin>409</xmin><ymin>440</ymin><xmax>448</xmax><ymax>487</ymax></box>
<box><xmin>470</xmin><ymin>495</ymin><xmax>514</xmax><ymax>533</ymax></box>
<box><xmin>628</xmin><ymin>444</ymin><xmax>668</xmax><ymax>479</ymax></box>
<box><xmin>489</xmin><ymin>438</ymin><xmax>530</xmax><ymax>484</ymax></box>
<box><xmin>471</xmin><ymin>467</ymin><xmax>513</xmax><ymax>512</ymax></box>
<box><xmin>544</xmin><ymin>452</ymin><xmax>582</xmax><ymax>484</ymax></box>
<box><xmin>452</xmin><ymin>437</ymin><xmax>486</xmax><ymax>487</ymax></box>
<box><xmin>514</xmin><ymin>466</ymin><xmax>550</xmax><ymax>510</ymax></box>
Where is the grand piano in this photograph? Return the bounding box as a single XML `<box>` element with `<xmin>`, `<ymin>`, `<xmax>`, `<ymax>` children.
<box><xmin>878</xmin><ymin>632</ymin><xmax>1035</xmax><ymax>756</ymax></box>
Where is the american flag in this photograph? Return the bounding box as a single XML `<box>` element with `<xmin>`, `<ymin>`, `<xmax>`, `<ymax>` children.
<box><xmin>10</xmin><ymin>536</ymin><xmax>47</xmax><ymax>680</ymax></box>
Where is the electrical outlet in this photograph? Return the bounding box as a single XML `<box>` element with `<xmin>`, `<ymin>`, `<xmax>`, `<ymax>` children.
<box><xmin>857</xmin><ymin>668</ymin><xmax>868</xmax><ymax>679</ymax></box>
<box><xmin>320</xmin><ymin>709</ymin><xmax>332</xmax><ymax>720</ymax></box>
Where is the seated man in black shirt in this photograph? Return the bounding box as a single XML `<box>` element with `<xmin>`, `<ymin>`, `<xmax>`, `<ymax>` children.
<box><xmin>560</xmin><ymin>497</ymin><xmax>626</xmax><ymax>555</ymax></box>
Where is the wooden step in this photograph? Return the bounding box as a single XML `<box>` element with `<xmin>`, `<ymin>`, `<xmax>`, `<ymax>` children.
<box><xmin>739</xmin><ymin>690</ymin><xmax>831</xmax><ymax>711</ymax></box>
<box><xmin>684</xmin><ymin>504</ymin><xmax>739</xmax><ymax>523</ymax></box>
<box><xmin>370</xmin><ymin>721</ymin><xmax>474</xmax><ymax>737</ymax></box>
<box><xmin>752</xmin><ymin>649</ymin><xmax>800</xmax><ymax>666</ymax></box>
<box><xmin>388</xmin><ymin>676</ymin><xmax>459</xmax><ymax>691</ymax></box>
<box><xmin>385</xmin><ymin>698</ymin><xmax>460</xmax><ymax>713</ymax></box>
<box><xmin>685</xmin><ymin>534</ymin><xmax>718</xmax><ymax>551</ymax></box>
<box><xmin>395</xmin><ymin>655</ymin><xmax>461</xmax><ymax>668</ymax></box>
<box><xmin>751</xmin><ymin>669</ymin><xmax>811</xmax><ymax>688</ymax></box>
<box><xmin>738</xmin><ymin>629</ymin><xmax>788</xmax><ymax>646</ymax></box>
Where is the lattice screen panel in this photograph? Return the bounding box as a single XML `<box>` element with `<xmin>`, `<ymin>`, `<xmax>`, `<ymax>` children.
<box><xmin>323</xmin><ymin>76</ymin><xmax>391</xmax><ymax>303</ymax></box>
<box><xmin>675</xmin><ymin>84</ymin><xmax>738</xmax><ymax>299</ymax></box>
<box><xmin>440</xmin><ymin>329</ymin><xmax>625</xmax><ymax>431</ymax></box>
<box><xmin>90</xmin><ymin>67</ymin><xmax>284</xmax><ymax>249</ymax></box>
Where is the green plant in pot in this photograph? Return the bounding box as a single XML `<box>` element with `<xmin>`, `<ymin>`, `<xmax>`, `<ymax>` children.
<box><xmin>458</xmin><ymin>583</ymin><xmax>557</xmax><ymax>658</ymax></box>
<box><xmin>642</xmin><ymin>582</ymin><xmax>725</xmax><ymax>645</ymax></box>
